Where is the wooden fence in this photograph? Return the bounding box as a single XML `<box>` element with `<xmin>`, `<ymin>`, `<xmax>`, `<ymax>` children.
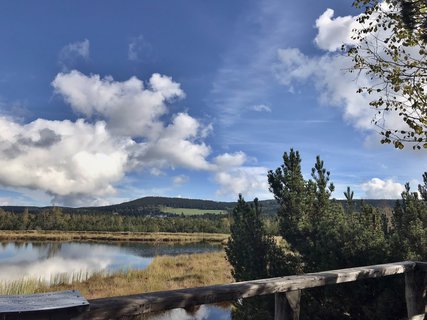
<box><xmin>2</xmin><ymin>260</ymin><xmax>426</xmax><ymax>320</ymax></box>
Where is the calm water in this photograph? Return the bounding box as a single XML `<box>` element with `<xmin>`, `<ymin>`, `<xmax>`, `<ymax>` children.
<box><xmin>0</xmin><ymin>241</ymin><xmax>231</xmax><ymax>319</ymax></box>
<box><xmin>0</xmin><ymin>241</ymin><xmax>222</xmax><ymax>282</ymax></box>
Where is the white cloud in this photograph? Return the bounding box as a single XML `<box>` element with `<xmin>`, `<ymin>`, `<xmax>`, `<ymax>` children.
<box><xmin>0</xmin><ymin>117</ymin><xmax>129</xmax><ymax>206</ymax></box>
<box><xmin>214</xmin><ymin>166</ymin><xmax>270</xmax><ymax>200</ymax></box>
<box><xmin>172</xmin><ymin>175</ymin><xmax>189</xmax><ymax>186</ymax></box>
<box><xmin>361</xmin><ymin>178</ymin><xmax>405</xmax><ymax>199</ymax></box>
<box><xmin>0</xmin><ymin>69</ymin><xmax>270</xmax><ymax>205</ymax></box>
<box><xmin>0</xmin><ymin>71</ymin><xmax>215</xmax><ymax>205</ymax></box>
<box><xmin>52</xmin><ymin>71</ymin><xmax>214</xmax><ymax>172</ymax></box>
<box><xmin>251</xmin><ymin>104</ymin><xmax>272</xmax><ymax>112</ymax></box>
<box><xmin>314</xmin><ymin>9</ymin><xmax>358</xmax><ymax>52</ymax></box>
<box><xmin>58</xmin><ymin>39</ymin><xmax>90</xmax><ymax>69</ymax></box>
<box><xmin>52</xmin><ymin>70</ymin><xmax>185</xmax><ymax>138</ymax></box>
<box><xmin>128</xmin><ymin>35</ymin><xmax>152</xmax><ymax>62</ymax></box>
<box><xmin>129</xmin><ymin>113</ymin><xmax>212</xmax><ymax>170</ymax></box>
<box><xmin>275</xmin><ymin>47</ymin><xmax>407</xmax><ymax>136</ymax></box>
<box><xmin>274</xmin><ymin>7</ymin><xmax>417</xmax><ymax>143</ymax></box>
<box><xmin>275</xmin><ymin>48</ymin><xmax>374</xmax><ymax>129</ymax></box>
<box><xmin>211</xmin><ymin>151</ymin><xmax>270</xmax><ymax>199</ymax></box>
<box><xmin>213</xmin><ymin>152</ymin><xmax>247</xmax><ymax>168</ymax></box>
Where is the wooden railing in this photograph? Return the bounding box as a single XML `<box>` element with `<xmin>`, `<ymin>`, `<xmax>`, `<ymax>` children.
<box><xmin>78</xmin><ymin>261</ymin><xmax>426</xmax><ymax>320</ymax></box>
<box><xmin>2</xmin><ymin>261</ymin><xmax>426</xmax><ymax>319</ymax></box>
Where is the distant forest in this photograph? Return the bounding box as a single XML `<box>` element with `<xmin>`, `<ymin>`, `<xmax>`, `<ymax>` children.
<box><xmin>0</xmin><ymin>195</ymin><xmax>397</xmax><ymax>217</ymax></box>
<box><xmin>0</xmin><ymin>196</ymin><xmax>397</xmax><ymax>235</ymax></box>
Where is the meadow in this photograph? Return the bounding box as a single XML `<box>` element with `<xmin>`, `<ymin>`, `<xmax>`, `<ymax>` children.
<box><xmin>160</xmin><ymin>206</ymin><xmax>226</xmax><ymax>216</ymax></box>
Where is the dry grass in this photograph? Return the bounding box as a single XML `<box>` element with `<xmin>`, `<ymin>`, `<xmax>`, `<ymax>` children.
<box><xmin>1</xmin><ymin>251</ymin><xmax>233</xmax><ymax>299</ymax></box>
<box><xmin>0</xmin><ymin>230</ymin><xmax>229</xmax><ymax>243</ymax></box>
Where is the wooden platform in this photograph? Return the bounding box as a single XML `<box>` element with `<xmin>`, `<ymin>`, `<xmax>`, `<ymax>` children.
<box><xmin>0</xmin><ymin>290</ymin><xmax>89</xmax><ymax>319</ymax></box>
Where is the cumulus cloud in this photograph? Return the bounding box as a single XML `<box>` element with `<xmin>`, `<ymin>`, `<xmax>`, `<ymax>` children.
<box><xmin>0</xmin><ymin>117</ymin><xmax>129</xmax><ymax>205</ymax></box>
<box><xmin>275</xmin><ymin>48</ymin><xmax>376</xmax><ymax>130</ymax></box>
<box><xmin>0</xmin><ymin>71</ymin><xmax>217</xmax><ymax>205</ymax></box>
<box><xmin>213</xmin><ymin>152</ymin><xmax>247</xmax><ymax>168</ymax></box>
<box><xmin>214</xmin><ymin>166</ymin><xmax>270</xmax><ymax>199</ymax></box>
<box><xmin>172</xmin><ymin>175</ymin><xmax>189</xmax><ymax>186</ymax></box>
<box><xmin>275</xmin><ymin>8</ymin><xmax>412</xmax><ymax>141</ymax></box>
<box><xmin>275</xmin><ymin>47</ymin><xmax>407</xmax><ymax>135</ymax></box>
<box><xmin>128</xmin><ymin>113</ymin><xmax>212</xmax><ymax>170</ymax></box>
<box><xmin>58</xmin><ymin>39</ymin><xmax>90</xmax><ymax>70</ymax></box>
<box><xmin>314</xmin><ymin>9</ymin><xmax>358</xmax><ymax>51</ymax></box>
<box><xmin>361</xmin><ymin>178</ymin><xmax>405</xmax><ymax>199</ymax></box>
<box><xmin>52</xmin><ymin>70</ymin><xmax>185</xmax><ymax>138</ymax></box>
<box><xmin>0</xmin><ymin>70</ymin><xmax>271</xmax><ymax>205</ymax></box>
<box><xmin>251</xmin><ymin>104</ymin><xmax>272</xmax><ymax>112</ymax></box>
<box><xmin>211</xmin><ymin>151</ymin><xmax>270</xmax><ymax>199</ymax></box>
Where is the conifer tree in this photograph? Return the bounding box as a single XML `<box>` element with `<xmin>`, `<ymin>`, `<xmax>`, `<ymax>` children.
<box><xmin>267</xmin><ymin>149</ymin><xmax>308</xmax><ymax>250</ymax></box>
<box><xmin>344</xmin><ymin>186</ymin><xmax>354</xmax><ymax>214</ymax></box>
<box><xmin>226</xmin><ymin>195</ymin><xmax>298</xmax><ymax>320</ymax></box>
<box><xmin>391</xmin><ymin>183</ymin><xmax>427</xmax><ymax>261</ymax></box>
<box><xmin>310</xmin><ymin>156</ymin><xmax>335</xmax><ymax>217</ymax></box>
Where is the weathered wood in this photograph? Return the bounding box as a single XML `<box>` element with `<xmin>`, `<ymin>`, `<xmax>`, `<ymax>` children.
<box><xmin>76</xmin><ymin>261</ymin><xmax>416</xmax><ymax>320</ymax></box>
<box><xmin>274</xmin><ymin>290</ymin><xmax>301</xmax><ymax>320</ymax></box>
<box><xmin>405</xmin><ymin>267</ymin><xmax>427</xmax><ymax>320</ymax></box>
<box><xmin>0</xmin><ymin>290</ymin><xmax>89</xmax><ymax>320</ymax></box>
<box><xmin>415</xmin><ymin>261</ymin><xmax>427</xmax><ymax>272</ymax></box>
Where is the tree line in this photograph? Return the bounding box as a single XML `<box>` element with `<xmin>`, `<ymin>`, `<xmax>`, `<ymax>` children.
<box><xmin>226</xmin><ymin>149</ymin><xmax>426</xmax><ymax>319</ymax></box>
<box><xmin>0</xmin><ymin>208</ymin><xmax>230</xmax><ymax>234</ymax></box>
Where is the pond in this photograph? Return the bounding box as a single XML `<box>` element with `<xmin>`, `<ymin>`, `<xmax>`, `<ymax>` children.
<box><xmin>0</xmin><ymin>241</ymin><xmax>231</xmax><ymax>319</ymax></box>
<box><xmin>0</xmin><ymin>241</ymin><xmax>223</xmax><ymax>283</ymax></box>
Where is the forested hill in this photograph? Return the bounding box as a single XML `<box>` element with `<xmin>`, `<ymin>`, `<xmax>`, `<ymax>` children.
<box><xmin>0</xmin><ymin>196</ymin><xmax>397</xmax><ymax>216</ymax></box>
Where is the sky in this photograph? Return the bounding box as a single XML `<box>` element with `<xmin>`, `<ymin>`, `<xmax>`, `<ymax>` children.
<box><xmin>0</xmin><ymin>0</ymin><xmax>425</xmax><ymax>207</ymax></box>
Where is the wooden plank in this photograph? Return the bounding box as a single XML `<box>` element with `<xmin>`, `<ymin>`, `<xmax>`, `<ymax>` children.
<box><xmin>415</xmin><ymin>261</ymin><xmax>427</xmax><ymax>272</ymax></box>
<box><xmin>274</xmin><ymin>290</ymin><xmax>300</xmax><ymax>320</ymax></box>
<box><xmin>76</xmin><ymin>261</ymin><xmax>416</xmax><ymax>320</ymax></box>
<box><xmin>405</xmin><ymin>268</ymin><xmax>427</xmax><ymax>320</ymax></box>
<box><xmin>0</xmin><ymin>290</ymin><xmax>89</xmax><ymax>314</ymax></box>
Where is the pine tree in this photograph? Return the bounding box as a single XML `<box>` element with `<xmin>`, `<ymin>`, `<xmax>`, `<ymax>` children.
<box><xmin>267</xmin><ymin>149</ymin><xmax>308</xmax><ymax>250</ymax></box>
<box><xmin>226</xmin><ymin>195</ymin><xmax>299</xmax><ymax>320</ymax></box>
<box><xmin>391</xmin><ymin>183</ymin><xmax>427</xmax><ymax>261</ymax></box>
<box><xmin>310</xmin><ymin>155</ymin><xmax>335</xmax><ymax>217</ymax></box>
<box><xmin>417</xmin><ymin>172</ymin><xmax>427</xmax><ymax>201</ymax></box>
<box><xmin>343</xmin><ymin>186</ymin><xmax>354</xmax><ymax>214</ymax></box>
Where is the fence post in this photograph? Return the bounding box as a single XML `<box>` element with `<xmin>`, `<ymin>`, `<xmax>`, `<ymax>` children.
<box><xmin>405</xmin><ymin>265</ymin><xmax>427</xmax><ymax>320</ymax></box>
<box><xmin>274</xmin><ymin>290</ymin><xmax>301</xmax><ymax>320</ymax></box>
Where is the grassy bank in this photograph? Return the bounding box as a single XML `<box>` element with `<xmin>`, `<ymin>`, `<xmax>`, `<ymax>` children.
<box><xmin>0</xmin><ymin>230</ymin><xmax>229</xmax><ymax>243</ymax></box>
<box><xmin>160</xmin><ymin>206</ymin><xmax>226</xmax><ymax>216</ymax></box>
<box><xmin>0</xmin><ymin>251</ymin><xmax>233</xmax><ymax>298</ymax></box>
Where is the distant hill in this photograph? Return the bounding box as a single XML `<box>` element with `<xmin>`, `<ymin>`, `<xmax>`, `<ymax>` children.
<box><xmin>1</xmin><ymin>196</ymin><xmax>398</xmax><ymax>216</ymax></box>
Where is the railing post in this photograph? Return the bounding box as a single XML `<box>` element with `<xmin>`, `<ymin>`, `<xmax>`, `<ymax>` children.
<box><xmin>405</xmin><ymin>265</ymin><xmax>427</xmax><ymax>320</ymax></box>
<box><xmin>274</xmin><ymin>290</ymin><xmax>301</xmax><ymax>320</ymax></box>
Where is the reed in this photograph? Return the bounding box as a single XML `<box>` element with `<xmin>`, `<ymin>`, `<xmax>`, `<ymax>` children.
<box><xmin>0</xmin><ymin>230</ymin><xmax>229</xmax><ymax>243</ymax></box>
<box><xmin>0</xmin><ymin>251</ymin><xmax>232</xmax><ymax>298</ymax></box>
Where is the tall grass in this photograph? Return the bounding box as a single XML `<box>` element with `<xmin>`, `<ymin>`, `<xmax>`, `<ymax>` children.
<box><xmin>0</xmin><ymin>270</ymin><xmax>110</xmax><ymax>295</ymax></box>
<box><xmin>0</xmin><ymin>230</ymin><xmax>228</xmax><ymax>243</ymax></box>
<box><xmin>0</xmin><ymin>252</ymin><xmax>232</xmax><ymax>299</ymax></box>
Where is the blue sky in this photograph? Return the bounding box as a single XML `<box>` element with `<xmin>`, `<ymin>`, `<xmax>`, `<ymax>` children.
<box><xmin>0</xmin><ymin>0</ymin><xmax>425</xmax><ymax>206</ymax></box>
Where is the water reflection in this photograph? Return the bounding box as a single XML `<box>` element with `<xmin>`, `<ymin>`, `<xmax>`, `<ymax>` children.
<box><xmin>146</xmin><ymin>305</ymin><xmax>230</xmax><ymax>320</ymax></box>
<box><xmin>0</xmin><ymin>241</ymin><xmax>222</xmax><ymax>283</ymax></box>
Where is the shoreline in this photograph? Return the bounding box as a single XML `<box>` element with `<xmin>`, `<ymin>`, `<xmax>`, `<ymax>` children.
<box><xmin>0</xmin><ymin>251</ymin><xmax>233</xmax><ymax>299</ymax></box>
<box><xmin>0</xmin><ymin>230</ymin><xmax>229</xmax><ymax>244</ymax></box>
